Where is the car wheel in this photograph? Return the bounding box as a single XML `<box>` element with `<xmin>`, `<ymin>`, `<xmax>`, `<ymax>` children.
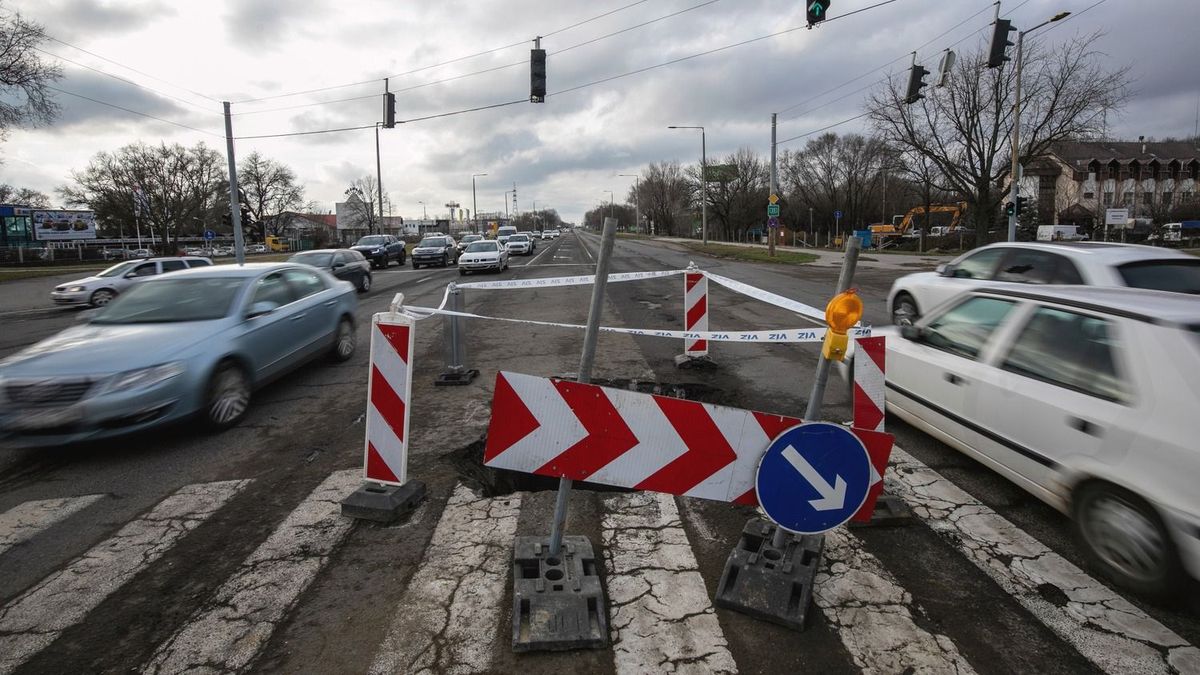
<box><xmin>330</xmin><ymin>317</ymin><xmax>356</xmax><ymax>362</ymax></box>
<box><xmin>892</xmin><ymin>293</ymin><xmax>919</xmax><ymax>327</ymax></box>
<box><xmin>441</xmin><ymin>254</ymin><xmax>448</xmax><ymax>267</ymax></box>
<box><xmin>358</xmin><ymin>273</ymin><xmax>372</xmax><ymax>293</ymax></box>
<box><xmin>459</xmin><ymin>268</ymin><xmax>468</xmax><ymax>276</ymax></box>
<box><xmin>204</xmin><ymin>362</ymin><xmax>250</xmax><ymax>430</ymax></box>
<box><xmin>413</xmin><ymin>262</ymin><xmax>421</xmax><ymax>270</ymax></box>
<box><xmin>90</xmin><ymin>288</ymin><xmax>117</xmax><ymax>307</ymax></box>
<box><xmin>1073</xmin><ymin>482</ymin><xmax>1185</xmax><ymax>598</ymax></box>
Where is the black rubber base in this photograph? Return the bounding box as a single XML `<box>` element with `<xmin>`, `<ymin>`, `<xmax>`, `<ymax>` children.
<box><xmin>848</xmin><ymin>494</ymin><xmax>915</xmax><ymax>528</ymax></box>
<box><xmin>512</xmin><ymin>535</ymin><xmax>609</xmax><ymax>652</ymax></box>
<box><xmin>434</xmin><ymin>369</ymin><xmax>479</xmax><ymax>386</ymax></box>
<box><xmin>714</xmin><ymin>518</ymin><xmax>823</xmax><ymax>632</ymax></box>
<box><xmin>339</xmin><ymin>480</ymin><xmax>427</xmax><ymax>523</ymax></box>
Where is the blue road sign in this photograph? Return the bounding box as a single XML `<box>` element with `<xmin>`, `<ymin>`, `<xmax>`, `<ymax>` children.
<box><xmin>755</xmin><ymin>422</ymin><xmax>872</xmax><ymax>534</ymax></box>
<box><xmin>204</xmin><ymin>230</ymin><xmax>215</xmax><ymax>241</ymax></box>
<box><xmin>834</xmin><ymin>210</ymin><xmax>843</xmax><ymax>220</ymax></box>
<box><xmin>768</xmin><ymin>216</ymin><xmax>781</xmax><ymax>228</ymax></box>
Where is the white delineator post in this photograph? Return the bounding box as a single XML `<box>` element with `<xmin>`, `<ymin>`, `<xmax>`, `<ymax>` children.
<box><xmin>681</xmin><ymin>264</ymin><xmax>709</xmax><ymax>360</ymax></box>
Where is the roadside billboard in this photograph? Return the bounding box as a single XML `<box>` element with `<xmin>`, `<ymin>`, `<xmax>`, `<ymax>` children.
<box><xmin>32</xmin><ymin>210</ymin><xmax>97</xmax><ymax>241</ymax></box>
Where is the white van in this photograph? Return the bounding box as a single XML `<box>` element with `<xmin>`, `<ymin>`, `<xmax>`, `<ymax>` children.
<box><xmin>495</xmin><ymin>225</ymin><xmax>518</xmax><ymax>245</ymax></box>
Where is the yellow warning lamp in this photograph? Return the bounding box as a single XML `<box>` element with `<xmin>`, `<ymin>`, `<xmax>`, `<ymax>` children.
<box><xmin>822</xmin><ymin>288</ymin><xmax>863</xmax><ymax>361</ymax></box>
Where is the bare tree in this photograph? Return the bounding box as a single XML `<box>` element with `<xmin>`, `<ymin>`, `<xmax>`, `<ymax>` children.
<box><xmin>868</xmin><ymin>31</ymin><xmax>1130</xmax><ymax>246</ymax></box>
<box><xmin>780</xmin><ymin>133</ymin><xmax>891</xmax><ymax>238</ymax></box>
<box><xmin>59</xmin><ymin>142</ymin><xmax>225</xmax><ymax>252</ymax></box>
<box><xmin>639</xmin><ymin>161</ymin><xmax>692</xmax><ymax>236</ymax></box>
<box><xmin>342</xmin><ymin>175</ymin><xmax>390</xmax><ymax>234</ymax></box>
<box><xmin>0</xmin><ymin>6</ymin><xmax>61</xmax><ymax>144</ymax></box>
<box><xmin>239</xmin><ymin>152</ymin><xmax>304</xmax><ymax>237</ymax></box>
<box><xmin>687</xmin><ymin>148</ymin><xmax>770</xmax><ymax>241</ymax></box>
<box><xmin>0</xmin><ymin>183</ymin><xmax>50</xmax><ymax>207</ymax></box>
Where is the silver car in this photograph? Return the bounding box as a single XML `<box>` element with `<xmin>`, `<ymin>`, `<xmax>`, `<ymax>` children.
<box><xmin>50</xmin><ymin>257</ymin><xmax>213</xmax><ymax>307</ymax></box>
<box><xmin>1</xmin><ymin>263</ymin><xmax>358</xmax><ymax>447</ymax></box>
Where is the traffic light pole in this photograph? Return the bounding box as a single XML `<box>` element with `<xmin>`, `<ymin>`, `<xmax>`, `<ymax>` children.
<box><xmin>376</xmin><ymin>78</ymin><xmax>388</xmax><ymax>236</ymax></box>
<box><xmin>222</xmin><ymin>101</ymin><xmax>246</xmax><ymax>266</ymax></box>
<box><xmin>1007</xmin><ymin>30</ymin><xmax>1024</xmax><ymax>243</ymax></box>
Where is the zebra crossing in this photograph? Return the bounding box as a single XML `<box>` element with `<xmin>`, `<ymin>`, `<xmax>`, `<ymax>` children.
<box><xmin>0</xmin><ymin>447</ymin><xmax>1197</xmax><ymax>675</ymax></box>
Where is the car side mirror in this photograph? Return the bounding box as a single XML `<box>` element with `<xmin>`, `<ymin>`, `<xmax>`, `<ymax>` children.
<box><xmin>246</xmin><ymin>301</ymin><xmax>279</xmax><ymax>318</ymax></box>
<box><xmin>900</xmin><ymin>325</ymin><xmax>925</xmax><ymax>341</ymax></box>
<box><xmin>332</xmin><ymin>262</ymin><xmax>345</xmax><ymax>269</ymax></box>
<box><xmin>935</xmin><ymin>263</ymin><xmax>955</xmax><ymax>277</ymax></box>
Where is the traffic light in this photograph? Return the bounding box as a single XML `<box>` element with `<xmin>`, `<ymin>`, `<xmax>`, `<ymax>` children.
<box><xmin>904</xmin><ymin>64</ymin><xmax>929</xmax><ymax>104</ymax></box>
<box><xmin>806</xmin><ymin>0</ymin><xmax>831</xmax><ymax>27</ymax></box>
<box><xmin>987</xmin><ymin>19</ymin><xmax>1016</xmax><ymax>68</ymax></box>
<box><xmin>1005</xmin><ymin>201</ymin><xmax>1016</xmax><ymax>217</ymax></box>
<box><xmin>1015</xmin><ymin>196</ymin><xmax>1028</xmax><ymax>215</ymax></box>
<box><xmin>383</xmin><ymin>92</ymin><xmax>396</xmax><ymax>128</ymax></box>
<box><xmin>530</xmin><ymin>48</ymin><xmax>546</xmax><ymax>103</ymax></box>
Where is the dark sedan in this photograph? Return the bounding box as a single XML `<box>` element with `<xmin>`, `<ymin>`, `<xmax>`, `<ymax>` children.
<box><xmin>289</xmin><ymin>249</ymin><xmax>373</xmax><ymax>292</ymax></box>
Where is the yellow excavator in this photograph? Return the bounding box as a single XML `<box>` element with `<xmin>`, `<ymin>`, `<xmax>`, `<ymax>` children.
<box><xmin>869</xmin><ymin>201</ymin><xmax>968</xmax><ymax>241</ymax></box>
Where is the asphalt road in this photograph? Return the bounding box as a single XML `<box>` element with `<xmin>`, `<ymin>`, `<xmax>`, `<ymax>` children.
<box><xmin>0</xmin><ymin>231</ymin><xmax>1196</xmax><ymax>675</ymax></box>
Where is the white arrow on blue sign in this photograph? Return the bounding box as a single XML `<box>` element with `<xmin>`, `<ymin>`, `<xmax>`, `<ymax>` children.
<box><xmin>834</xmin><ymin>210</ymin><xmax>843</xmax><ymax>219</ymax></box>
<box><xmin>204</xmin><ymin>230</ymin><xmax>215</xmax><ymax>241</ymax></box>
<box><xmin>755</xmin><ymin>422</ymin><xmax>872</xmax><ymax>534</ymax></box>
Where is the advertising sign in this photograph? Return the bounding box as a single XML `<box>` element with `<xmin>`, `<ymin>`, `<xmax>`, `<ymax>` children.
<box><xmin>32</xmin><ymin>210</ymin><xmax>97</xmax><ymax>241</ymax></box>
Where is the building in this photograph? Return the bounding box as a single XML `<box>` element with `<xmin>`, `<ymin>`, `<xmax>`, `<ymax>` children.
<box><xmin>334</xmin><ymin>193</ymin><xmax>405</xmax><ymax>243</ymax></box>
<box><xmin>1023</xmin><ymin>140</ymin><xmax>1200</xmax><ymax>231</ymax></box>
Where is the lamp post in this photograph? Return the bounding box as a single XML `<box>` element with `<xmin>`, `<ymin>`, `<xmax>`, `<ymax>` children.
<box><xmin>418</xmin><ymin>200</ymin><xmax>427</xmax><ymax>220</ymax></box>
<box><xmin>668</xmin><ymin>125</ymin><xmax>707</xmax><ymax>244</ymax></box>
<box><xmin>472</xmin><ymin>173</ymin><xmax>488</xmax><ymax>234</ymax></box>
<box><xmin>619</xmin><ymin>173</ymin><xmax>640</xmax><ymax>234</ymax></box>
<box><xmin>1007</xmin><ymin>10</ymin><xmax>1070</xmax><ymax>242</ymax></box>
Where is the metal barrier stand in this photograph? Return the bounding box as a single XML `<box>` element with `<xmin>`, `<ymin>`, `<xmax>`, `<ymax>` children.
<box><xmin>435</xmin><ymin>283</ymin><xmax>479</xmax><ymax>386</ymax></box>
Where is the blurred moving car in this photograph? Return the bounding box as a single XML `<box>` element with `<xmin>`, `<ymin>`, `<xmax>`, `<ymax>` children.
<box><xmin>1</xmin><ymin>263</ymin><xmax>358</xmax><ymax>447</ymax></box>
<box><xmin>540</xmin><ymin>230</ymin><xmax>554</xmax><ymax>240</ymax></box>
<box><xmin>888</xmin><ymin>242</ymin><xmax>1200</xmax><ymax>325</ymax></box>
<box><xmin>882</xmin><ymin>285</ymin><xmax>1200</xmax><ymax>596</ymax></box>
<box><xmin>506</xmin><ymin>233</ymin><xmax>533</xmax><ymax>256</ymax></box>
<box><xmin>102</xmin><ymin>248</ymin><xmax>135</xmax><ymax>260</ymax></box>
<box><xmin>457</xmin><ymin>234</ymin><xmax>483</xmax><ymax>255</ymax></box>
<box><xmin>411</xmin><ymin>235</ymin><xmax>458</xmax><ymax>269</ymax></box>
<box><xmin>351</xmin><ymin>234</ymin><xmax>406</xmax><ymax>268</ymax></box>
<box><xmin>50</xmin><ymin>257</ymin><xmax>213</xmax><ymax>307</ymax></box>
<box><xmin>458</xmin><ymin>240</ymin><xmax>508</xmax><ymax>275</ymax></box>
<box><xmin>289</xmin><ymin>249</ymin><xmax>372</xmax><ymax>292</ymax></box>
<box><xmin>130</xmin><ymin>249</ymin><xmax>154</xmax><ymax>258</ymax></box>
<box><xmin>247</xmin><ymin>244</ymin><xmax>268</xmax><ymax>254</ymax></box>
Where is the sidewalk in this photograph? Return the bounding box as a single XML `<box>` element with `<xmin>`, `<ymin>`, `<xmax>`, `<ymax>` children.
<box><xmin>650</xmin><ymin>237</ymin><xmax>951</xmax><ymax>271</ymax></box>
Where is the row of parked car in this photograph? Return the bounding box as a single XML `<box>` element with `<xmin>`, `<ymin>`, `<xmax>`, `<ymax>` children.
<box><xmin>866</xmin><ymin>241</ymin><xmax>1200</xmax><ymax>598</ymax></box>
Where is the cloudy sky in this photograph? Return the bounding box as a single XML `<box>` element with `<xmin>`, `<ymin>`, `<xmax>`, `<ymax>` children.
<box><xmin>2</xmin><ymin>0</ymin><xmax>1197</xmax><ymax>224</ymax></box>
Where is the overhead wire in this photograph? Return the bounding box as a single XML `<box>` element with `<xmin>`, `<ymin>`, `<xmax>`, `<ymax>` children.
<box><xmin>43</xmin><ymin>85</ymin><xmax>222</xmax><ymax>137</ymax></box>
<box><xmin>34</xmin><ymin>47</ymin><xmax>222</xmax><ymax>116</ymax></box>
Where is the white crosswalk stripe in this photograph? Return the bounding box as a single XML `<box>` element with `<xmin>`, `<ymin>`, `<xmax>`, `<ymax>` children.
<box><xmin>142</xmin><ymin>469</ymin><xmax>361</xmax><ymax>675</ymax></box>
<box><xmin>0</xmin><ymin>494</ymin><xmax>105</xmax><ymax>557</ymax></box>
<box><xmin>886</xmin><ymin>446</ymin><xmax>1200</xmax><ymax>675</ymax></box>
<box><xmin>603</xmin><ymin>492</ymin><xmax>737</xmax><ymax>675</ymax></box>
<box><xmin>0</xmin><ymin>480</ymin><xmax>251</xmax><ymax>675</ymax></box>
<box><xmin>369</xmin><ymin>484</ymin><xmax>522</xmax><ymax>675</ymax></box>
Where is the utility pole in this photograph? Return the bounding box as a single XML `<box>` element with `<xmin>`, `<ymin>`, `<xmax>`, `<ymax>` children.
<box><xmin>769</xmin><ymin>112</ymin><xmax>777</xmax><ymax>257</ymax></box>
<box><xmin>222</xmin><ymin>101</ymin><xmax>246</xmax><ymax>265</ymax></box>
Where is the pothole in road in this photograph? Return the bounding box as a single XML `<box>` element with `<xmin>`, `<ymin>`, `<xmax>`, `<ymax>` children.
<box><xmin>447</xmin><ymin>379</ymin><xmax>731</xmax><ymax>497</ymax></box>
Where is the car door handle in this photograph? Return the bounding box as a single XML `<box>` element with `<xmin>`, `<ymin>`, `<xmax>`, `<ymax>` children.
<box><xmin>323</xmin><ymin>300</ymin><xmax>336</xmax><ymax>307</ymax></box>
<box><xmin>943</xmin><ymin>372</ymin><xmax>967</xmax><ymax>386</ymax></box>
<box><xmin>1068</xmin><ymin>416</ymin><xmax>1104</xmax><ymax>437</ymax></box>
<box><xmin>290</xmin><ymin>313</ymin><xmax>306</xmax><ymax>321</ymax></box>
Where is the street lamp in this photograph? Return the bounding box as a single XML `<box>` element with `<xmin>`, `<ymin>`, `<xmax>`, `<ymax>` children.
<box><xmin>472</xmin><ymin>173</ymin><xmax>488</xmax><ymax>233</ymax></box>
<box><xmin>418</xmin><ymin>200</ymin><xmax>427</xmax><ymax>220</ymax></box>
<box><xmin>604</xmin><ymin>190</ymin><xmax>615</xmax><ymax>222</ymax></box>
<box><xmin>618</xmin><ymin>174</ymin><xmax>640</xmax><ymax>234</ymax></box>
<box><xmin>668</xmin><ymin>125</ymin><xmax>707</xmax><ymax>244</ymax></box>
<box><xmin>1007</xmin><ymin>10</ymin><xmax>1070</xmax><ymax>242</ymax></box>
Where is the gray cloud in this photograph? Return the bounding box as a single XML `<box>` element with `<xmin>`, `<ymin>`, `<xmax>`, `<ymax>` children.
<box><xmin>24</xmin><ymin>0</ymin><xmax>175</xmax><ymax>41</ymax></box>
<box><xmin>223</xmin><ymin>0</ymin><xmax>328</xmax><ymax>51</ymax></box>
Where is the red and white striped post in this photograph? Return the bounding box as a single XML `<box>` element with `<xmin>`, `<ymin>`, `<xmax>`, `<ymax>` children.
<box><xmin>852</xmin><ymin>336</ymin><xmax>886</xmax><ymax>432</ymax></box>
<box><xmin>341</xmin><ymin>294</ymin><xmax>427</xmax><ymax>521</ymax></box>
<box><xmin>676</xmin><ymin>263</ymin><xmax>710</xmax><ymax>366</ymax></box>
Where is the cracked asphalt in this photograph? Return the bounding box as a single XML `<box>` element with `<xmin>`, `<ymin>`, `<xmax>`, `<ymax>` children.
<box><xmin>1</xmin><ymin>231</ymin><xmax>1198</xmax><ymax>674</ymax></box>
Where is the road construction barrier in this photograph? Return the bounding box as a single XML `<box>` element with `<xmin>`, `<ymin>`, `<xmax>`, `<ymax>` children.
<box><xmin>363</xmin><ymin>298</ymin><xmax>416</xmax><ymax>486</ymax></box>
<box><xmin>682</xmin><ymin>265</ymin><xmax>709</xmax><ymax>359</ymax></box>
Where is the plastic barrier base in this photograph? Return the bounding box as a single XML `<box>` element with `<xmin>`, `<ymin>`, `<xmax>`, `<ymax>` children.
<box><xmin>512</xmin><ymin>535</ymin><xmax>608</xmax><ymax>652</ymax></box>
<box><xmin>434</xmin><ymin>368</ymin><xmax>479</xmax><ymax>386</ymax></box>
<box><xmin>714</xmin><ymin>518</ymin><xmax>823</xmax><ymax>632</ymax></box>
<box><xmin>674</xmin><ymin>353</ymin><xmax>716</xmax><ymax>370</ymax></box>
<box><xmin>339</xmin><ymin>479</ymin><xmax>427</xmax><ymax>523</ymax></box>
<box><xmin>848</xmin><ymin>494</ymin><xmax>914</xmax><ymax>528</ymax></box>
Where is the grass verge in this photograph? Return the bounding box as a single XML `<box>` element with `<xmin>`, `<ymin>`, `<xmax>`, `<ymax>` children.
<box><xmin>681</xmin><ymin>243</ymin><xmax>818</xmax><ymax>265</ymax></box>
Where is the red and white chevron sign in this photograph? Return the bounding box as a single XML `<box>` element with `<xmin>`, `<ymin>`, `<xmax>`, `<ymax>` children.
<box><xmin>363</xmin><ymin>313</ymin><xmax>415</xmax><ymax>486</ymax></box>
<box><xmin>683</xmin><ymin>271</ymin><xmax>708</xmax><ymax>356</ymax></box>
<box><xmin>484</xmin><ymin>371</ymin><xmax>893</xmax><ymax>505</ymax></box>
<box><xmin>853</xmin><ymin>336</ymin><xmax>886</xmax><ymax>432</ymax></box>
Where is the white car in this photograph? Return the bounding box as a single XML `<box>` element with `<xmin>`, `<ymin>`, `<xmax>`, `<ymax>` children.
<box><xmin>458</xmin><ymin>240</ymin><xmax>509</xmax><ymax>275</ymax></box>
<box><xmin>50</xmin><ymin>257</ymin><xmax>214</xmax><ymax>307</ymax></box>
<box><xmin>541</xmin><ymin>230</ymin><xmax>554</xmax><ymax>240</ymax></box>
<box><xmin>506</xmin><ymin>234</ymin><xmax>533</xmax><ymax>255</ymax></box>
<box><xmin>247</xmin><ymin>244</ymin><xmax>268</xmax><ymax>254</ymax></box>
<box><xmin>882</xmin><ymin>285</ymin><xmax>1200</xmax><ymax>596</ymax></box>
<box><xmin>887</xmin><ymin>242</ymin><xmax>1200</xmax><ymax>325</ymax></box>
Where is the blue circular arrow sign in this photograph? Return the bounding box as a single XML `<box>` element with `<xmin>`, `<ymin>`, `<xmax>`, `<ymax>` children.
<box><xmin>755</xmin><ymin>422</ymin><xmax>872</xmax><ymax>534</ymax></box>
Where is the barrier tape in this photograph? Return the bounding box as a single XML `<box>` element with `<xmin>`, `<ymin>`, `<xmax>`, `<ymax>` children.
<box><xmin>403</xmin><ymin>304</ymin><xmax>870</xmax><ymax>343</ymax></box>
<box><xmin>701</xmin><ymin>270</ymin><xmax>826</xmax><ymax>324</ymax></box>
<box><xmin>455</xmin><ymin>268</ymin><xmax>686</xmax><ymax>290</ymax></box>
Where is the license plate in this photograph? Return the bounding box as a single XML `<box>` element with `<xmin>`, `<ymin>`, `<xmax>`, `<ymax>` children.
<box><xmin>7</xmin><ymin>407</ymin><xmax>82</xmax><ymax>431</ymax></box>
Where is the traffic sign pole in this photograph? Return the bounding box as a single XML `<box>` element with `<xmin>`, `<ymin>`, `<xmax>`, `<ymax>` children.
<box><xmin>769</xmin><ymin>112</ymin><xmax>777</xmax><ymax>258</ymax></box>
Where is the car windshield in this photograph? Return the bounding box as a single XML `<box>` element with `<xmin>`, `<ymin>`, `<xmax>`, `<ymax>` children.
<box><xmin>466</xmin><ymin>242</ymin><xmax>497</xmax><ymax>253</ymax></box>
<box><xmin>462</xmin><ymin>235</ymin><xmax>481</xmax><ymax>243</ymax></box>
<box><xmin>356</xmin><ymin>236</ymin><xmax>387</xmax><ymax>246</ymax></box>
<box><xmin>97</xmin><ymin>261</ymin><xmax>139</xmax><ymax>278</ymax></box>
<box><xmin>418</xmin><ymin>239</ymin><xmax>443</xmax><ymax>248</ymax></box>
<box><xmin>510</xmin><ymin>235</ymin><xmax>528</xmax><ymax>242</ymax></box>
<box><xmin>92</xmin><ymin>278</ymin><xmax>246</xmax><ymax>324</ymax></box>
<box><xmin>1117</xmin><ymin>259</ymin><xmax>1200</xmax><ymax>294</ymax></box>
<box><xmin>291</xmin><ymin>252</ymin><xmax>333</xmax><ymax>267</ymax></box>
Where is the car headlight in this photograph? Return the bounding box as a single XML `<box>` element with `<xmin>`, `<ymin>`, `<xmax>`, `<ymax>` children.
<box><xmin>104</xmin><ymin>362</ymin><xmax>185</xmax><ymax>393</ymax></box>
<box><xmin>67</xmin><ymin>285</ymin><xmax>86</xmax><ymax>292</ymax></box>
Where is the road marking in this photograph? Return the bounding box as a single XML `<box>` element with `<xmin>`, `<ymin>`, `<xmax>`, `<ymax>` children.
<box><xmin>0</xmin><ymin>479</ymin><xmax>251</xmax><ymax>675</ymax></box>
<box><xmin>369</xmin><ymin>484</ymin><xmax>521</xmax><ymax>675</ymax></box>
<box><xmin>886</xmin><ymin>446</ymin><xmax>1200</xmax><ymax>674</ymax></box>
<box><xmin>142</xmin><ymin>470</ymin><xmax>360</xmax><ymax>675</ymax></box>
<box><xmin>523</xmin><ymin>241</ymin><xmax>556</xmax><ymax>266</ymax></box>
<box><xmin>0</xmin><ymin>494</ymin><xmax>105</xmax><ymax>557</ymax></box>
<box><xmin>602</xmin><ymin>492</ymin><xmax>736</xmax><ymax>675</ymax></box>
<box><xmin>816</xmin><ymin>527</ymin><xmax>977</xmax><ymax>674</ymax></box>
<box><xmin>415</xmin><ymin>276</ymin><xmax>434</xmax><ymax>284</ymax></box>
